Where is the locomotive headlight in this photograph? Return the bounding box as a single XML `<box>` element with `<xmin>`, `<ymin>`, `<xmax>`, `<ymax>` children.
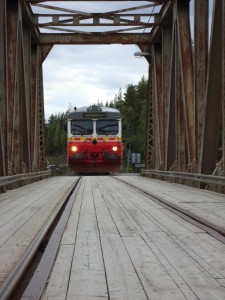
<box><xmin>71</xmin><ymin>146</ymin><xmax>78</xmax><ymax>152</ymax></box>
<box><xmin>112</xmin><ymin>146</ymin><xmax>118</xmax><ymax>152</ymax></box>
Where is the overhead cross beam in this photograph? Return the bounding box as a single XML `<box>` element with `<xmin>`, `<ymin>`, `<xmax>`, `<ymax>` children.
<box><xmin>22</xmin><ymin>0</ymin><xmax>173</xmax><ymax>45</ymax></box>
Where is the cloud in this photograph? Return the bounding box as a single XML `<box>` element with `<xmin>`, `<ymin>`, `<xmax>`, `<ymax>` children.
<box><xmin>43</xmin><ymin>44</ymin><xmax>148</xmax><ymax>118</ymax></box>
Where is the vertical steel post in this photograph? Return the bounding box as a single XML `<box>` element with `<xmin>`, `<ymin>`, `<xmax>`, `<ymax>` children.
<box><xmin>146</xmin><ymin>57</ymin><xmax>154</xmax><ymax>169</ymax></box>
<box><xmin>166</xmin><ymin>20</ymin><xmax>176</xmax><ymax>171</ymax></box>
<box><xmin>162</xmin><ymin>25</ymin><xmax>172</xmax><ymax>170</ymax></box>
<box><xmin>0</xmin><ymin>0</ymin><xmax>8</xmax><ymax>177</ymax></box>
<box><xmin>223</xmin><ymin>0</ymin><xmax>225</xmax><ymax>175</ymax></box>
<box><xmin>201</xmin><ymin>0</ymin><xmax>223</xmax><ymax>174</ymax></box>
<box><xmin>22</xmin><ymin>25</ymin><xmax>32</xmax><ymax>172</ymax></box>
<box><xmin>194</xmin><ymin>0</ymin><xmax>208</xmax><ymax>172</ymax></box>
<box><xmin>31</xmin><ymin>44</ymin><xmax>39</xmax><ymax>171</ymax></box>
<box><xmin>37</xmin><ymin>67</ymin><xmax>46</xmax><ymax>170</ymax></box>
<box><xmin>176</xmin><ymin>0</ymin><xmax>195</xmax><ymax>171</ymax></box>
<box><xmin>176</xmin><ymin>22</ymin><xmax>186</xmax><ymax>172</ymax></box>
<box><xmin>153</xmin><ymin>43</ymin><xmax>163</xmax><ymax>168</ymax></box>
<box><xmin>7</xmin><ymin>1</ymin><xmax>20</xmax><ymax>174</ymax></box>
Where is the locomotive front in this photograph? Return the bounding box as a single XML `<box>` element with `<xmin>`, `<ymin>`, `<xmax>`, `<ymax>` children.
<box><xmin>67</xmin><ymin>104</ymin><xmax>123</xmax><ymax>173</ymax></box>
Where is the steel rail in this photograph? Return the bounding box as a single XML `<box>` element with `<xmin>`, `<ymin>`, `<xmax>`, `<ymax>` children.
<box><xmin>21</xmin><ymin>176</ymin><xmax>83</xmax><ymax>299</ymax></box>
<box><xmin>0</xmin><ymin>171</ymin><xmax>51</xmax><ymax>187</ymax></box>
<box><xmin>0</xmin><ymin>177</ymin><xmax>81</xmax><ymax>300</ymax></box>
<box><xmin>114</xmin><ymin>176</ymin><xmax>225</xmax><ymax>245</ymax></box>
<box><xmin>141</xmin><ymin>169</ymin><xmax>225</xmax><ymax>186</ymax></box>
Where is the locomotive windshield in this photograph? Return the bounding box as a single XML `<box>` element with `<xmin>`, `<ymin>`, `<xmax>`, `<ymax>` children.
<box><xmin>71</xmin><ymin>120</ymin><xmax>93</xmax><ymax>135</ymax></box>
<box><xmin>96</xmin><ymin>119</ymin><xmax>118</xmax><ymax>135</ymax></box>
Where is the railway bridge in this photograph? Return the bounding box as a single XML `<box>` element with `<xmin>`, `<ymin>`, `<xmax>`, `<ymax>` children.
<box><xmin>0</xmin><ymin>0</ymin><xmax>225</xmax><ymax>183</ymax></box>
<box><xmin>1</xmin><ymin>2</ymin><xmax>225</xmax><ymax>299</ymax></box>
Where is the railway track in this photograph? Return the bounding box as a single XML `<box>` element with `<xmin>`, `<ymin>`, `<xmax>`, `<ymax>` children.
<box><xmin>0</xmin><ymin>177</ymin><xmax>82</xmax><ymax>300</ymax></box>
<box><xmin>1</xmin><ymin>175</ymin><xmax>225</xmax><ymax>299</ymax></box>
<box><xmin>114</xmin><ymin>176</ymin><xmax>225</xmax><ymax>245</ymax></box>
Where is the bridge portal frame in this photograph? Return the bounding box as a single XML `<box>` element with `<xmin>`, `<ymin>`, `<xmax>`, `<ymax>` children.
<box><xmin>0</xmin><ymin>0</ymin><xmax>225</xmax><ymax>182</ymax></box>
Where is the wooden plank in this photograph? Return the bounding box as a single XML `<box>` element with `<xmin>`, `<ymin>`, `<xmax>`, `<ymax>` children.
<box><xmin>170</xmin><ymin>234</ymin><xmax>224</xmax><ymax>280</ymax></box>
<box><xmin>0</xmin><ymin>179</ymin><xmax>52</xmax><ymax>216</ymax></box>
<box><xmin>61</xmin><ymin>180</ymin><xmax>83</xmax><ymax>245</ymax></box>
<box><xmin>0</xmin><ymin>177</ymin><xmax>77</xmax><ymax>285</ymax></box>
<box><xmin>41</xmin><ymin>245</ymin><xmax>74</xmax><ymax>300</ymax></box>
<box><xmin>91</xmin><ymin>177</ymin><xmax>120</xmax><ymax>234</ymax></box>
<box><xmin>101</xmin><ymin>234</ymin><xmax>147</xmax><ymax>300</ymax></box>
<box><xmin>41</xmin><ymin>180</ymin><xmax>84</xmax><ymax>299</ymax></box>
<box><xmin>116</xmin><ymin>176</ymin><xmax>225</xmax><ymax>232</ymax></box>
<box><xmin>170</xmin><ymin>232</ymin><xmax>225</xmax><ymax>278</ymax></box>
<box><xmin>0</xmin><ymin>205</ymin><xmax>41</xmax><ymax>246</ymax></box>
<box><xmin>80</xmin><ymin>176</ymin><xmax>95</xmax><ymax>211</ymax></box>
<box><xmin>99</xmin><ymin>177</ymin><xmax>196</xmax><ymax>236</ymax></box>
<box><xmin>100</xmin><ymin>176</ymin><xmax>225</xmax><ymax>299</ymax></box>
<box><xmin>67</xmin><ymin>232</ymin><xmax>108</xmax><ymax>300</ymax></box>
<box><xmin>147</xmin><ymin>231</ymin><xmax>225</xmax><ymax>299</ymax></box>
<box><xmin>40</xmin><ymin>176</ymin><xmax>225</xmax><ymax>300</ymax></box>
<box><xmin>122</xmin><ymin>236</ymin><xmax>186</xmax><ymax>299</ymax></box>
<box><xmin>141</xmin><ymin>233</ymin><xmax>198</xmax><ymax>300</ymax></box>
<box><xmin>66</xmin><ymin>177</ymin><xmax>108</xmax><ymax>299</ymax></box>
<box><xmin>96</xmin><ymin>177</ymin><xmax>140</xmax><ymax>237</ymax></box>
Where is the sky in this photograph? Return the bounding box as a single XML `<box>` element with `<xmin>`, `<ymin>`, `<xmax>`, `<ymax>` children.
<box><xmin>43</xmin><ymin>44</ymin><xmax>148</xmax><ymax>119</ymax></box>
<box><xmin>37</xmin><ymin>0</ymin><xmax>213</xmax><ymax>120</ymax></box>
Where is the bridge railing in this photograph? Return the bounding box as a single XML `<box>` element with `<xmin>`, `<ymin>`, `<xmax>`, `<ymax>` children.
<box><xmin>141</xmin><ymin>170</ymin><xmax>225</xmax><ymax>194</ymax></box>
<box><xmin>0</xmin><ymin>171</ymin><xmax>51</xmax><ymax>193</ymax></box>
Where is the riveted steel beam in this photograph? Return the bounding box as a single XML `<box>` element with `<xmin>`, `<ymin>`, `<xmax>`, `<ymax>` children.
<box><xmin>0</xmin><ymin>0</ymin><xmax>7</xmax><ymax>177</ymax></box>
<box><xmin>27</xmin><ymin>0</ymin><xmax>164</xmax><ymax>2</ymax></box>
<box><xmin>201</xmin><ymin>0</ymin><xmax>223</xmax><ymax>175</ymax></box>
<box><xmin>39</xmin><ymin>33</ymin><xmax>151</xmax><ymax>45</ymax></box>
<box><xmin>166</xmin><ymin>21</ymin><xmax>176</xmax><ymax>171</ymax></box>
<box><xmin>223</xmin><ymin>1</ymin><xmax>225</xmax><ymax>175</ymax></box>
<box><xmin>7</xmin><ymin>1</ymin><xmax>20</xmax><ymax>174</ymax></box>
<box><xmin>21</xmin><ymin>25</ymin><xmax>31</xmax><ymax>172</ymax></box>
<box><xmin>162</xmin><ymin>25</ymin><xmax>172</xmax><ymax>169</ymax></box>
<box><xmin>194</xmin><ymin>0</ymin><xmax>208</xmax><ymax>172</ymax></box>
<box><xmin>153</xmin><ymin>43</ymin><xmax>163</xmax><ymax>167</ymax></box>
<box><xmin>146</xmin><ymin>60</ymin><xmax>154</xmax><ymax>169</ymax></box>
<box><xmin>30</xmin><ymin>44</ymin><xmax>39</xmax><ymax>171</ymax></box>
<box><xmin>176</xmin><ymin>0</ymin><xmax>195</xmax><ymax>170</ymax></box>
<box><xmin>175</xmin><ymin>24</ymin><xmax>186</xmax><ymax>172</ymax></box>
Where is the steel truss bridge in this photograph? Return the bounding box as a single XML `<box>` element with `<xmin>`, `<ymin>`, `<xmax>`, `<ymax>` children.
<box><xmin>0</xmin><ymin>1</ymin><xmax>224</xmax><ymax>184</ymax></box>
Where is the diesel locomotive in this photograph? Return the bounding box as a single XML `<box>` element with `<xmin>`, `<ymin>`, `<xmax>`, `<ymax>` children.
<box><xmin>67</xmin><ymin>104</ymin><xmax>123</xmax><ymax>173</ymax></box>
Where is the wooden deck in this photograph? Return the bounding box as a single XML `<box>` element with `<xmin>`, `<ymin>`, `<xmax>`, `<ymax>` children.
<box><xmin>39</xmin><ymin>176</ymin><xmax>225</xmax><ymax>300</ymax></box>
<box><xmin>0</xmin><ymin>176</ymin><xmax>78</xmax><ymax>286</ymax></box>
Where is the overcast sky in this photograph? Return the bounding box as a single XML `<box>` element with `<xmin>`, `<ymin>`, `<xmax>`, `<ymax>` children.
<box><xmin>38</xmin><ymin>0</ymin><xmax>213</xmax><ymax>119</ymax></box>
<box><xmin>43</xmin><ymin>44</ymin><xmax>148</xmax><ymax>119</ymax></box>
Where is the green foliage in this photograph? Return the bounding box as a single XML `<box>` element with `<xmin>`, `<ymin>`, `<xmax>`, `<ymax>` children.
<box><xmin>46</xmin><ymin>112</ymin><xmax>68</xmax><ymax>157</ymax></box>
<box><xmin>108</xmin><ymin>76</ymin><xmax>148</xmax><ymax>161</ymax></box>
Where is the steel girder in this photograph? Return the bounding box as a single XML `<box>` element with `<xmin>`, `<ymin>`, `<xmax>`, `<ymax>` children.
<box><xmin>1</xmin><ymin>0</ymin><xmax>225</xmax><ymax>179</ymax></box>
<box><xmin>147</xmin><ymin>0</ymin><xmax>225</xmax><ymax>176</ymax></box>
<box><xmin>201</xmin><ymin>0</ymin><xmax>223</xmax><ymax>175</ymax></box>
<box><xmin>0</xmin><ymin>0</ymin><xmax>174</xmax><ymax>176</ymax></box>
<box><xmin>0</xmin><ymin>0</ymin><xmax>49</xmax><ymax>176</ymax></box>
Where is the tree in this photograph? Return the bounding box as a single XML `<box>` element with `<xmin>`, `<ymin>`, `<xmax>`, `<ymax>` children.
<box><xmin>46</xmin><ymin>112</ymin><xmax>68</xmax><ymax>157</ymax></box>
<box><xmin>119</xmin><ymin>77</ymin><xmax>148</xmax><ymax>160</ymax></box>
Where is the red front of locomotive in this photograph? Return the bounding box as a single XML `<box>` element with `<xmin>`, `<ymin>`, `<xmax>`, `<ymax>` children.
<box><xmin>67</xmin><ymin>105</ymin><xmax>123</xmax><ymax>173</ymax></box>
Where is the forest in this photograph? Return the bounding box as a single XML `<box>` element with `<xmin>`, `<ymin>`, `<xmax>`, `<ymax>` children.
<box><xmin>46</xmin><ymin>76</ymin><xmax>148</xmax><ymax>167</ymax></box>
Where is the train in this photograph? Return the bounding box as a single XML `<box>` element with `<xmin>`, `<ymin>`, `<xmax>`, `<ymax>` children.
<box><xmin>67</xmin><ymin>104</ymin><xmax>123</xmax><ymax>173</ymax></box>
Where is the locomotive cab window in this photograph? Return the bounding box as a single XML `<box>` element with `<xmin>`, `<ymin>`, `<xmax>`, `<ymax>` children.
<box><xmin>96</xmin><ymin>119</ymin><xmax>118</xmax><ymax>135</ymax></box>
<box><xmin>71</xmin><ymin>119</ymin><xmax>93</xmax><ymax>135</ymax></box>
